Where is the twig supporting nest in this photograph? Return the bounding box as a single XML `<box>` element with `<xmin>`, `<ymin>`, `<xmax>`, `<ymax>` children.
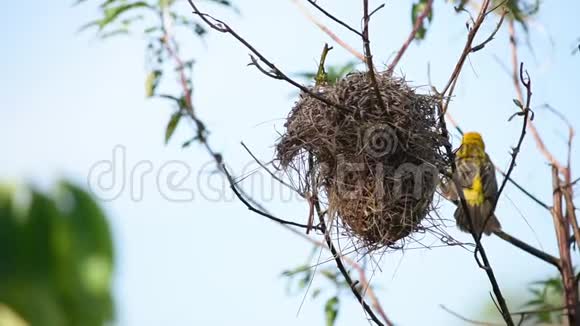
<box><xmin>276</xmin><ymin>71</ymin><xmax>450</xmax><ymax>252</ymax></box>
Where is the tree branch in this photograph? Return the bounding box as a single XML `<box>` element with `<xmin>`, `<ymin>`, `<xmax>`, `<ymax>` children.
<box><xmin>305</xmin><ymin>0</ymin><xmax>363</xmax><ymax>37</ymax></box>
<box><xmin>496</xmin><ymin>169</ymin><xmax>550</xmax><ymax>210</ymax></box>
<box><xmin>494</xmin><ymin>230</ymin><xmax>560</xmax><ymax>269</ymax></box>
<box><xmin>551</xmin><ymin>166</ymin><xmax>578</xmax><ymax>325</ymax></box>
<box><xmin>387</xmin><ymin>0</ymin><xmax>433</xmax><ymax>74</ymax></box>
<box><xmin>440</xmin><ymin>304</ymin><xmax>504</xmax><ymax>326</ymax></box>
<box><xmin>482</xmin><ymin>62</ymin><xmax>532</xmax><ymax>237</ymax></box>
<box><xmin>440</xmin><ymin>0</ymin><xmax>491</xmax><ymax>114</ymax></box>
<box><xmin>508</xmin><ymin>20</ymin><xmax>566</xmax><ymax>173</ymax></box>
<box><xmin>361</xmin><ymin>0</ymin><xmax>386</xmax><ymax>112</ymax></box>
<box><xmin>453</xmin><ymin>169</ymin><xmax>514</xmax><ymax>326</ymax></box>
<box><xmin>291</xmin><ymin>0</ymin><xmax>365</xmax><ymax>61</ymax></box>
<box><xmin>188</xmin><ymin>0</ymin><xmax>352</xmax><ymax>113</ymax></box>
<box><xmin>470</xmin><ymin>9</ymin><xmax>507</xmax><ymax>53</ymax></box>
<box><xmin>223</xmin><ymin>166</ymin><xmax>321</xmax><ymax>231</ymax></box>
<box><xmin>314</xmin><ymin>198</ymin><xmax>389</xmax><ymax>326</ymax></box>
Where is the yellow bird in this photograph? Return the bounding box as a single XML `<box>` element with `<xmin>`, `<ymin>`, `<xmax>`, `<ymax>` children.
<box><xmin>453</xmin><ymin>132</ymin><xmax>501</xmax><ymax>236</ymax></box>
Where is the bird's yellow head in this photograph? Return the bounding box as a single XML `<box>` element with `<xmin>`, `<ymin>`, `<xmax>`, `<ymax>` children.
<box><xmin>457</xmin><ymin>132</ymin><xmax>486</xmax><ymax>159</ymax></box>
<box><xmin>462</xmin><ymin>132</ymin><xmax>485</xmax><ymax>149</ymax></box>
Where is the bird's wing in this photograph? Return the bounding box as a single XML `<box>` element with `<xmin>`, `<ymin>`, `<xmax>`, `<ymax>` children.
<box><xmin>482</xmin><ymin>154</ymin><xmax>498</xmax><ymax>204</ymax></box>
<box><xmin>454</xmin><ymin>157</ymin><xmax>480</xmax><ymax>188</ymax></box>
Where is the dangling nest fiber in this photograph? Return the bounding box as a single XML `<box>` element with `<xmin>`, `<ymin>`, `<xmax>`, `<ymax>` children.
<box><xmin>276</xmin><ymin>71</ymin><xmax>450</xmax><ymax>251</ymax></box>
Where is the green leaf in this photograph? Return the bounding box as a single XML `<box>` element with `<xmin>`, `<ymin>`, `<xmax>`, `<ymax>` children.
<box><xmin>0</xmin><ymin>181</ymin><xmax>115</xmax><ymax>325</ymax></box>
<box><xmin>320</xmin><ymin>270</ymin><xmax>338</xmax><ymax>283</ymax></box>
<box><xmin>156</xmin><ymin>94</ymin><xmax>181</xmax><ymax>102</ymax></box>
<box><xmin>524</xmin><ymin>299</ymin><xmax>544</xmax><ymax>306</ymax></box>
<box><xmin>165</xmin><ymin>112</ymin><xmax>181</xmax><ymax>144</ymax></box>
<box><xmin>280</xmin><ymin>265</ymin><xmax>310</xmax><ymax>278</ymax></box>
<box><xmin>182</xmin><ymin>138</ymin><xmax>195</xmax><ymax>148</ymax></box>
<box><xmin>208</xmin><ymin>0</ymin><xmax>232</xmax><ymax>7</ymax></box>
<box><xmin>324</xmin><ymin>296</ymin><xmax>339</xmax><ymax>326</ymax></box>
<box><xmin>453</xmin><ymin>0</ymin><xmax>468</xmax><ymax>12</ymax></box>
<box><xmin>77</xmin><ymin>20</ymin><xmax>101</xmax><ymax>33</ymax></box>
<box><xmin>298</xmin><ymin>270</ymin><xmax>313</xmax><ymax>290</ymax></box>
<box><xmin>99</xmin><ymin>0</ymin><xmax>120</xmax><ymax>9</ymax></box>
<box><xmin>158</xmin><ymin>0</ymin><xmax>174</xmax><ymax>9</ymax></box>
<box><xmin>337</xmin><ymin>61</ymin><xmax>357</xmax><ymax>77</ymax></box>
<box><xmin>296</xmin><ymin>72</ymin><xmax>317</xmax><ymax>81</ymax></box>
<box><xmin>296</xmin><ymin>62</ymin><xmax>357</xmax><ymax>86</ymax></box>
<box><xmin>98</xmin><ymin>2</ymin><xmax>150</xmax><ymax>31</ymax></box>
<box><xmin>145</xmin><ymin>70</ymin><xmax>162</xmax><ymax>97</ymax></box>
<box><xmin>513</xmin><ymin>99</ymin><xmax>523</xmax><ymax>108</ymax></box>
<box><xmin>144</xmin><ymin>26</ymin><xmax>161</xmax><ymax>34</ymax></box>
<box><xmin>326</xmin><ymin>62</ymin><xmax>356</xmax><ymax>85</ymax></box>
<box><xmin>311</xmin><ymin>288</ymin><xmax>322</xmax><ymax>299</ymax></box>
<box><xmin>411</xmin><ymin>0</ymin><xmax>433</xmax><ymax>40</ymax></box>
<box><xmin>100</xmin><ymin>28</ymin><xmax>130</xmax><ymax>39</ymax></box>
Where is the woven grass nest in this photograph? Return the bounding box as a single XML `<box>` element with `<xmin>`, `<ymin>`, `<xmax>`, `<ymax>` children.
<box><xmin>276</xmin><ymin>71</ymin><xmax>450</xmax><ymax>251</ymax></box>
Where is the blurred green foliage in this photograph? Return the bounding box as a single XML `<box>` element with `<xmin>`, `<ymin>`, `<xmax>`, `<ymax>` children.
<box><xmin>520</xmin><ymin>274</ymin><xmax>566</xmax><ymax>324</ymax></box>
<box><xmin>0</xmin><ymin>182</ymin><xmax>115</xmax><ymax>326</ymax></box>
<box><xmin>453</xmin><ymin>0</ymin><xmax>540</xmax><ymax>30</ymax></box>
<box><xmin>296</xmin><ymin>61</ymin><xmax>358</xmax><ymax>87</ymax></box>
<box><xmin>411</xmin><ymin>0</ymin><xmax>433</xmax><ymax>40</ymax></box>
<box><xmin>281</xmin><ymin>247</ymin><xmax>378</xmax><ymax>326</ymax></box>
<box><xmin>76</xmin><ymin>0</ymin><xmax>234</xmax><ymax>39</ymax></box>
<box><xmin>281</xmin><ymin>248</ymin><xmax>344</xmax><ymax>326</ymax></box>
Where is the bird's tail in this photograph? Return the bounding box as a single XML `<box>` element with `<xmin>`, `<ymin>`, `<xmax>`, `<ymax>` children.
<box><xmin>454</xmin><ymin>204</ymin><xmax>501</xmax><ymax>236</ymax></box>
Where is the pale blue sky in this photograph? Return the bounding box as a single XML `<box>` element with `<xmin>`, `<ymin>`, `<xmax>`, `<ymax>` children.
<box><xmin>1</xmin><ymin>1</ymin><xmax>579</xmax><ymax>325</ymax></box>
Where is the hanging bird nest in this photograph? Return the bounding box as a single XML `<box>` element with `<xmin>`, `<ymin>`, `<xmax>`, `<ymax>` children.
<box><xmin>275</xmin><ymin>71</ymin><xmax>450</xmax><ymax>251</ymax></box>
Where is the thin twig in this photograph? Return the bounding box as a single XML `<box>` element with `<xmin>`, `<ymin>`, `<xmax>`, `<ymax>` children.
<box><xmin>482</xmin><ymin>62</ymin><xmax>532</xmax><ymax>237</ymax></box>
<box><xmin>387</xmin><ymin>0</ymin><xmax>433</xmax><ymax>74</ymax></box>
<box><xmin>344</xmin><ymin>257</ymin><xmax>393</xmax><ymax>325</ymax></box>
<box><xmin>471</xmin><ymin>9</ymin><xmax>507</xmax><ymax>53</ymax></box>
<box><xmin>361</xmin><ymin>0</ymin><xmax>386</xmax><ymax>112</ymax></box>
<box><xmin>291</xmin><ymin>0</ymin><xmax>365</xmax><ymax>61</ymax></box>
<box><xmin>188</xmin><ymin>0</ymin><xmax>352</xmax><ymax>113</ymax></box>
<box><xmin>314</xmin><ymin>199</ymin><xmax>388</xmax><ymax>326</ymax></box>
<box><xmin>440</xmin><ymin>305</ymin><xmax>504</xmax><ymax>326</ymax></box>
<box><xmin>223</xmin><ymin>166</ymin><xmax>321</xmax><ymax>230</ymax></box>
<box><xmin>440</xmin><ymin>0</ymin><xmax>492</xmax><ymax>114</ymax></box>
<box><xmin>511</xmin><ymin>304</ymin><xmax>569</xmax><ymax>316</ymax></box>
<box><xmin>240</xmin><ymin>142</ymin><xmax>299</xmax><ymax>195</ymax></box>
<box><xmin>305</xmin><ymin>0</ymin><xmax>363</xmax><ymax>37</ymax></box>
<box><xmin>508</xmin><ymin>20</ymin><xmax>565</xmax><ymax>173</ymax></box>
<box><xmin>494</xmin><ymin>230</ymin><xmax>560</xmax><ymax>269</ymax></box>
<box><xmin>496</xmin><ymin>169</ymin><xmax>550</xmax><ymax>210</ymax></box>
<box><xmin>442</xmin><ymin>191</ymin><xmax>559</xmax><ymax>267</ymax></box>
